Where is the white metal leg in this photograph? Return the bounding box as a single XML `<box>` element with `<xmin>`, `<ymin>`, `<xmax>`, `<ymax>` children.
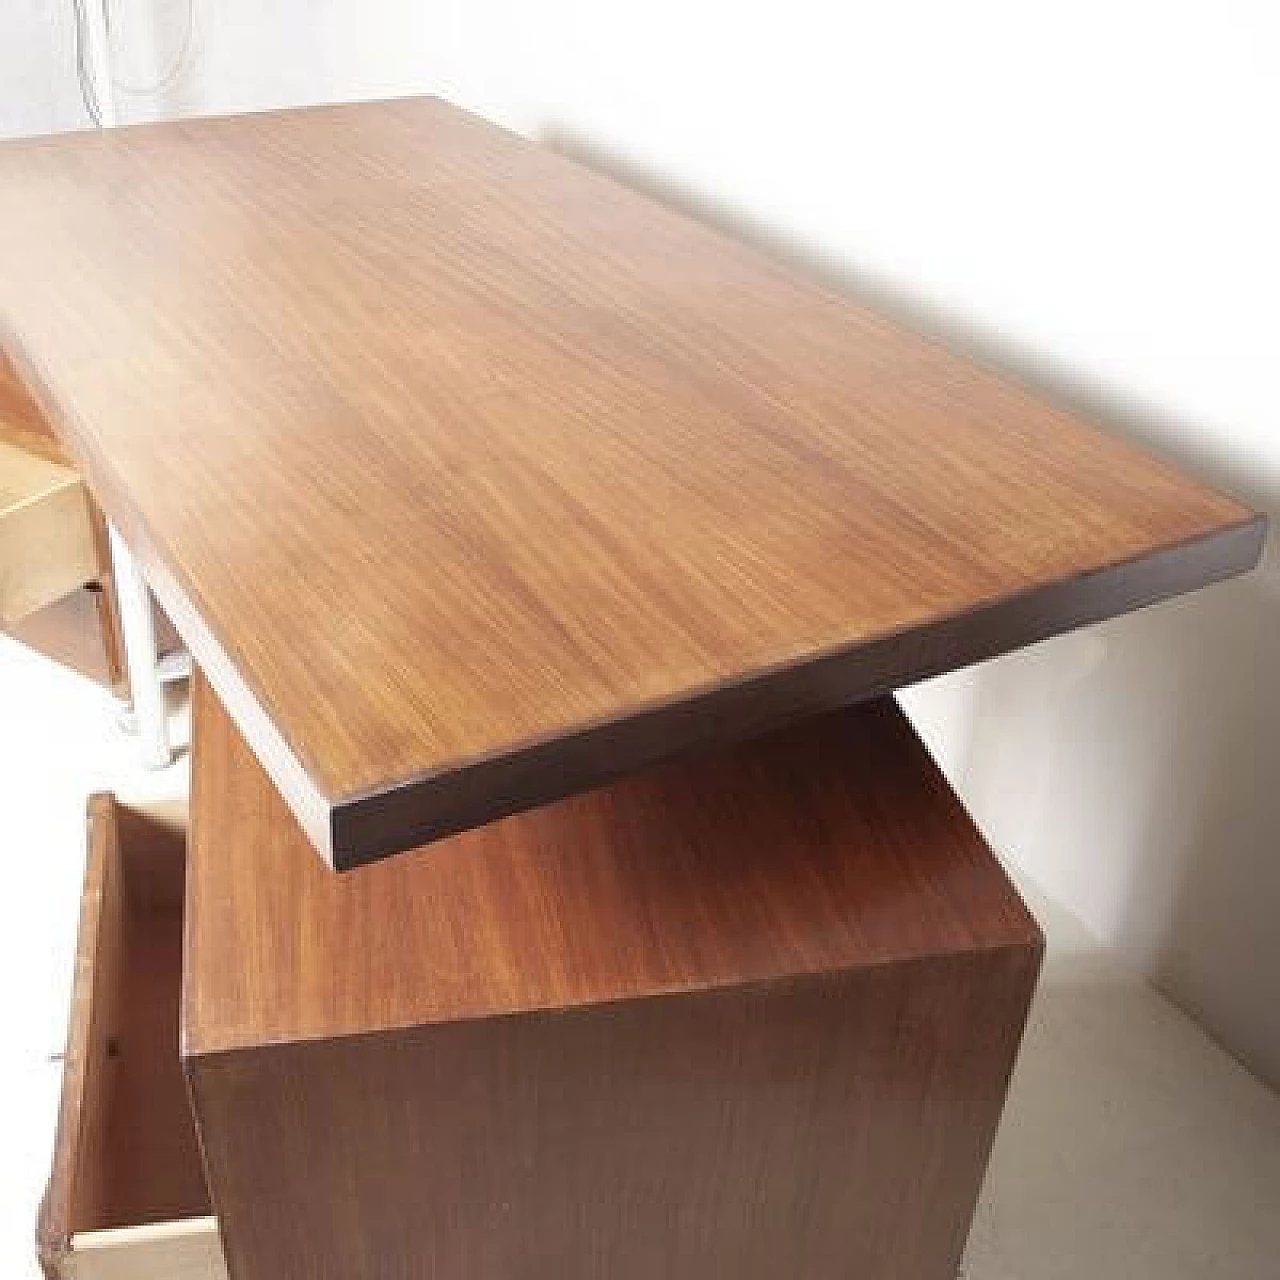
<box><xmin>108</xmin><ymin>522</ymin><xmax>171</xmax><ymax>769</ymax></box>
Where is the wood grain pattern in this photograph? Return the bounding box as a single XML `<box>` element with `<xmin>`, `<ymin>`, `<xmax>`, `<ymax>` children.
<box><xmin>184</xmin><ymin>674</ymin><xmax>1042</xmax><ymax>1279</ymax></box>
<box><xmin>39</xmin><ymin>798</ymin><xmax>212</xmax><ymax>1280</ymax></box>
<box><xmin>0</xmin><ymin>98</ymin><xmax>1262</xmax><ymax>866</ymax></box>
<box><xmin>184</xmin><ymin>672</ymin><xmax>1041</xmax><ymax>1052</ymax></box>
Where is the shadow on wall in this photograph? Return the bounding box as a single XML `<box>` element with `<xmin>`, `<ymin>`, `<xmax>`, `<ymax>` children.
<box><xmin>540</xmin><ymin>124</ymin><xmax>1280</xmax><ymax>1093</ymax></box>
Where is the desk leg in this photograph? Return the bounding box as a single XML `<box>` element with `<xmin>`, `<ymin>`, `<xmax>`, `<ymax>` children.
<box><xmin>107</xmin><ymin>522</ymin><xmax>171</xmax><ymax>770</ymax></box>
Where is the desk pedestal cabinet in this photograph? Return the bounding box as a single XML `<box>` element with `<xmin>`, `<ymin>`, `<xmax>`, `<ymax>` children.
<box><xmin>40</xmin><ymin>685</ymin><xmax>1040</xmax><ymax>1280</ymax></box>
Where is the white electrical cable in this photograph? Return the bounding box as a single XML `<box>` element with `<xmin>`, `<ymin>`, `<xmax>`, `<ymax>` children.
<box><xmin>106</xmin><ymin>0</ymin><xmax>196</xmax><ymax>96</ymax></box>
<box><xmin>73</xmin><ymin>0</ymin><xmax>116</xmax><ymax>127</ymax></box>
<box><xmin>71</xmin><ymin>0</ymin><xmax>102</xmax><ymax>125</ymax></box>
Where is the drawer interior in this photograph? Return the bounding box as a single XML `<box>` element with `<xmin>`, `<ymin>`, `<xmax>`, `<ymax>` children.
<box><xmin>39</xmin><ymin>797</ymin><xmax>221</xmax><ymax>1278</ymax></box>
<box><xmin>0</xmin><ymin>438</ymin><xmax>99</xmax><ymax>626</ymax></box>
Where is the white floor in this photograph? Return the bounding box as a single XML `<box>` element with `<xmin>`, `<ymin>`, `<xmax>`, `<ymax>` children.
<box><xmin>2</xmin><ymin>629</ymin><xmax>1277</xmax><ymax>1279</ymax></box>
<box><xmin>965</xmin><ymin>882</ymin><xmax>1280</xmax><ymax>1279</ymax></box>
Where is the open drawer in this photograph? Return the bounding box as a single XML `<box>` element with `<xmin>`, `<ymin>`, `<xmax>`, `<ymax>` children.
<box><xmin>1</xmin><ymin>349</ymin><xmax>125</xmax><ymax>692</ymax></box>
<box><xmin>38</xmin><ymin>795</ymin><xmax>227</xmax><ymax>1280</ymax></box>
<box><xmin>0</xmin><ymin>436</ymin><xmax>99</xmax><ymax>628</ymax></box>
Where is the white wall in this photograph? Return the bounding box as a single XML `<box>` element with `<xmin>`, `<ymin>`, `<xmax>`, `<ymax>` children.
<box><xmin>5</xmin><ymin>1</ymin><xmax>1278</xmax><ymax>1086</ymax></box>
<box><xmin>0</xmin><ymin>1</ymin><xmax>86</xmax><ymax>138</ymax></box>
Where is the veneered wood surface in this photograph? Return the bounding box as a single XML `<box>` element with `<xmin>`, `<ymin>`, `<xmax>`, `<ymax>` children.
<box><xmin>0</xmin><ymin>98</ymin><xmax>1262</xmax><ymax>866</ymax></box>
<box><xmin>191</xmin><ymin>948</ymin><xmax>1040</xmax><ymax>1280</ymax></box>
<box><xmin>184</xmin><ymin>671</ymin><xmax>1039</xmax><ymax>1053</ymax></box>
<box><xmin>39</xmin><ymin>798</ymin><xmax>211</xmax><ymax>1280</ymax></box>
<box><xmin>185</xmin><ymin>677</ymin><xmax>1041</xmax><ymax>1279</ymax></box>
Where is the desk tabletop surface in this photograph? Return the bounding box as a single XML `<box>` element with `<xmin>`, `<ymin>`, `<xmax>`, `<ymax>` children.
<box><xmin>0</xmin><ymin>98</ymin><xmax>1262</xmax><ymax>867</ymax></box>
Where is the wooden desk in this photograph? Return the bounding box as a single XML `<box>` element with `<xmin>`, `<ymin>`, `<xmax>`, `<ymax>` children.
<box><xmin>0</xmin><ymin>98</ymin><xmax>1262</xmax><ymax>867</ymax></box>
<box><xmin>181</xmin><ymin>680</ymin><xmax>1039</xmax><ymax>1280</ymax></box>
<box><xmin>39</xmin><ymin>688</ymin><xmax>1042</xmax><ymax>1280</ymax></box>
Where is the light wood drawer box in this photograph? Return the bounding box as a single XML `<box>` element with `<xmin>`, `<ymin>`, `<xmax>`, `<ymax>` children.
<box><xmin>38</xmin><ymin>796</ymin><xmax>227</xmax><ymax>1280</ymax></box>
<box><xmin>1</xmin><ymin>351</ymin><xmax>125</xmax><ymax>691</ymax></box>
<box><xmin>0</xmin><ymin>438</ymin><xmax>99</xmax><ymax>626</ymax></box>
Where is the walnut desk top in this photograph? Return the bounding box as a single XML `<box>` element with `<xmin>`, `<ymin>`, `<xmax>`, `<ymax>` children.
<box><xmin>0</xmin><ymin>98</ymin><xmax>1261</xmax><ymax>867</ymax></box>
